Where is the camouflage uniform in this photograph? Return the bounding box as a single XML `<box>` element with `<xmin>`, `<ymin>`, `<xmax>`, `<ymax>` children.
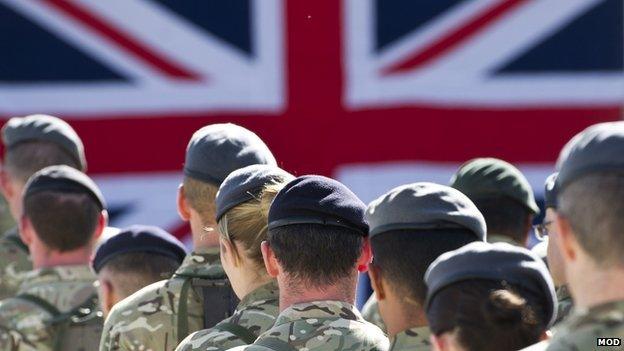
<box><xmin>237</xmin><ymin>300</ymin><xmax>389</xmax><ymax>351</ymax></box>
<box><xmin>487</xmin><ymin>234</ymin><xmax>521</xmax><ymax>246</ymax></box>
<box><xmin>176</xmin><ymin>281</ymin><xmax>279</xmax><ymax>351</ymax></box>
<box><xmin>0</xmin><ymin>265</ymin><xmax>101</xmax><ymax>351</ymax></box>
<box><xmin>0</xmin><ymin>227</ymin><xmax>32</xmax><ymax>300</ymax></box>
<box><xmin>100</xmin><ymin>249</ymin><xmax>225</xmax><ymax>351</ymax></box>
<box><xmin>554</xmin><ymin>285</ymin><xmax>573</xmax><ymax>326</ymax></box>
<box><xmin>389</xmin><ymin>327</ymin><xmax>430</xmax><ymax>351</ymax></box>
<box><xmin>361</xmin><ymin>295</ymin><xmax>386</xmax><ymax>333</ymax></box>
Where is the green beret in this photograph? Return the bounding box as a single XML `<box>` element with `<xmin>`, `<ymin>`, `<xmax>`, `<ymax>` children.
<box><xmin>366</xmin><ymin>182</ymin><xmax>487</xmax><ymax>241</ymax></box>
<box><xmin>183</xmin><ymin>123</ymin><xmax>276</xmax><ymax>186</ymax></box>
<box><xmin>2</xmin><ymin>115</ymin><xmax>86</xmax><ymax>171</ymax></box>
<box><xmin>450</xmin><ymin>158</ymin><xmax>539</xmax><ymax>215</ymax></box>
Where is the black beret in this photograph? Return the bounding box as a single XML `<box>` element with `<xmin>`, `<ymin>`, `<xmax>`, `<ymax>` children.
<box><xmin>216</xmin><ymin>164</ymin><xmax>293</xmax><ymax>222</ymax></box>
<box><xmin>268</xmin><ymin>175</ymin><xmax>368</xmax><ymax>235</ymax></box>
<box><xmin>544</xmin><ymin>172</ymin><xmax>559</xmax><ymax>209</ymax></box>
<box><xmin>2</xmin><ymin>114</ymin><xmax>86</xmax><ymax>171</ymax></box>
<box><xmin>366</xmin><ymin>182</ymin><xmax>486</xmax><ymax>241</ymax></box>
<box><xmin>556</xmin><ymin>121</ymin><xmax>624</xmax><ymax>190</ymax></box>
<box><xmin>425</xmin><ymin>241</ymin><xmax>557</xmax><ymax>328</ymax></box>
<box><xmin>91</xmin><ymin>225</ymin><xmax>187</xmax><ymax>273</ymax></box>
<box><xmin>183</xmin><ymin>123</ymin><xmax>276</xmax><ymax>186</ymax></box>
<box><xmin>23</xmin><ymin>165</ymin><xmax>105</xmax><ymax>210</ymax></box>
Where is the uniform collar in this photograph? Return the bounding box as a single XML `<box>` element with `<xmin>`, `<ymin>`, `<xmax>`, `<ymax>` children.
<box><xmin>19</xmin><ymin>264</ymin><xmax>95</xmax><ymax>292</ymax></box>
<box><xmin>237</xmin><ymin>280</ymin><xmax>279</xmax><ymax>310</ymax></box>
<box><xmin>174</xmin><ymin>247</ymin><xmax>225</xmax><ymax>278</ymax></box>
<box><xmin>391</xmin><ymin>326</ymin><xmax>431</xmax><ymax>350</ymax></box>
<box><xmin>275</xmin><ymin>300</ymin><xmax>362</xmax><ymax>326</ymax></box>
<box><xmin>556</xmin><ymin>285</ymin><xmax>572</xmax><ymax>301</ymax></box>
<box><xmin>487</xmin><ymin>234</ymin><xmax>522</xmax><ymax>246</ymax></box>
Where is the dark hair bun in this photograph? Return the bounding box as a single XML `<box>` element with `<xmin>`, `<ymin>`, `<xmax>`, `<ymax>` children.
<box><xmin>482</xmin><ymin>289</ymin><xmax>526</xmax><ymax>327</ymax></box>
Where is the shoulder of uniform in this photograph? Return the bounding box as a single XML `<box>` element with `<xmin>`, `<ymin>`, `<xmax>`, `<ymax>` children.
<box><xmin>106</xmin><ymin>279</ymin><xmax>170</xmax><ymax>320</ymax></box>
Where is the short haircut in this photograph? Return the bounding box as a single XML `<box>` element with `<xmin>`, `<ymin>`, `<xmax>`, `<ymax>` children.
<box><xmin>371</xmin><ymin>229</ymin><xmax>478</xmax><ymax>305</ymax></box>
<box><xmin>4</xmin><ymin>141</ymin><xmax>81</xmax><ymax>183</ymax></box>
<box><xmin>268</xmin><ymin>224</ymin><xmax>364</xmax><ymax>287</ymax></box>
<box><xmin>472</xmin><ymin>197</ymin><xmax>531</xmax><ymax>244</ymax></box>
<box><xmin>427</xmin><ymin>280</ymin><xmax>546</xmax><ymax>351</ymax></box>
<box><xmin>100</xmin><ymin>252</ymin><xmax>180</xmax><ymax>298</ymax></box>
<box><xmin>23</xmin><ymin>191</ymin><xmax>100</xmax><ymax>252</ymax></box>
<box><xmin>182</xmin><ymin>176</ymin><xmax>218</xmax><ymax>225</ymax></box>
<box><xmin>559</xmin><ymin>173</ymin><xmax>624</xmax><ymax>266</ymax></box>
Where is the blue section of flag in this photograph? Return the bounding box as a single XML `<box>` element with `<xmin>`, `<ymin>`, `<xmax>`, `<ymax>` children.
<box><xmin>0</xmin><ymin>3</ymin><xmax>124</xmax><ymax>82</ymax></box>
<box><xmin>498</xmin><ymin>0</ymin><xmax>623</xmax><ymax>73</ymax></box>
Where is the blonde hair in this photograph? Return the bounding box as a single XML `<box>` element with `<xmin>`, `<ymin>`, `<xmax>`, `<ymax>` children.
<box><xmin>218</xmin><ymin>180</ymin><xmax>285</xmax><ymax>267</ymax></box>
<box><xmin>183</xmin><ymin>176</ymin><xmax>219</xmax><ymax>225</ymax></box>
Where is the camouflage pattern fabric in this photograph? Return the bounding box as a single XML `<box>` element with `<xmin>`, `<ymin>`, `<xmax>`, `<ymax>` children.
<box><xmin>239</xmin><ymin>300</ymin><xmax>389</xmax><ymax>351</ymax></box>
<box><xmin>545</xmin><ymin>300</ymin><xmax>624</xmax><ymax>351</ymax></box>
<box><xmin>487</xmin><ymin>234</ymin><xmax>522</xmax><ymax>246</ymax></box>
<box><xmin>0</xmin><ymin>265</ymin><xmax>101</xmax><ymax>351</ymax></box>
<box><xmin>389</xmin><ymin>327</ymin><xmax>430</xmax><ymax>351</ymax></box>
<box><xmin>0</xmin><ymin>227</ymin><xmax>32</xmax><ymax>300</ymax></box>
<box><xmin>361</xmin><ymin>295</ymin><xmax>387</xmax><ymax>334</ymax></box>
<box><xmin>175</xmin><ymin>280</ymin><xmax>279</xmax><ymax>351</ymax></box>
<box><xmin>100</xmin><ymin>249</ymin><xmax>225</xmax><ymax>351</ymax></box>
<box><xmin>554</xmin><ymin>285</ymin><xmax>573</xmax><ymax>326</ymax></box>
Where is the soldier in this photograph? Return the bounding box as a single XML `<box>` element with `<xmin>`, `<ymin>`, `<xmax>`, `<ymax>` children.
<box><xmin>425</xmin><ymin>242</ymin><xmax>556</xmax><ymax>351</ymax></box>
<box><xmin>524</xmin><ymin>121</ymin><xmax>624</xmax><ymax>350</ymax></box>
<box><xmin>176</xmin><ymin>165</ymin><xmax>293</xmax><ymax>351</ymax></box>
<box><xmin>0</xmin><ymin>165</ymin><xmax>108</xmax><ymax>351</ymax></box>
<box><xmin>100</xmin><ymin>124</ymin><xmax>276</xmax><ymax>351</ymax></box>
<box><xmin>534</xmin><ymin>173</ymin><xmax>573</xmax><ymax>325</ymax></box>
<box><xmin>92</xmin><ymin>225</ymin><xmax>187</xmax><ymax>317</ymax></box>
<box><xmin>231</xmin><ymin>175</ymin><xmax>389</xmax><ymax>351</ymax></box>
<box><xmin>365</xmin><ymin>182</ymin><xmax>487</xmax><ymax>350</ymax></box>
<box><xmin>0</xmin><ymin>115</ymin><xmax>86</xmax><ymax>299</ymax></box>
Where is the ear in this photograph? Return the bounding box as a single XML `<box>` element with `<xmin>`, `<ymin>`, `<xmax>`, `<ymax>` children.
<box><xmin>19</xmin><ymin>215</ymin><xmax>34</xmax><ymax>246</ymax></box>
<box><xmin>177</xmin><ymin>184</ymin><xmax>191</xmax><ymax>221</ymax></box>
<box><xmin>523</xmin><ymin>215</ymin><xmax>534</xmax><ymax>245</ymax></box>
<box><xmin>0</xmin><ymin>170</ymin><xmax>14</xmax><ymax>199</ymax></box>
<box><xmin>93</xmin><ymin>211</ymin><xmax>108</xmax><ymax>241</ymax></box>
<box><xmin>261</xmin><ymin>241</ymin><xmax>280</xmax><ymax>278</ymax></box>
<box><xmin>555</xmin><ymin>213</ymin><xmax>577</xmax><ymax>263</ymax></box>
<box><xmin>220</xmin><ymin>237</ymin><xmax>241</xmax><ymax>267</ymax></box>
<box><xmin>368</xmin><ymin>263</ymin><xmax>386</xmax><ymax>301</ymax></box>
<box><xmin>356</xmin><ymin>238</ymin><xmax>372</xmax><ymax>273</ymax></box>
<box><xmin>430</xmin><ymin>334</ymin><xmax>446</xmax><ymax>351</ymax></box>
<box><xmin>100</xmin><ymin>278</ymin><xmax>117</xmax><ymax>317</ymax></box>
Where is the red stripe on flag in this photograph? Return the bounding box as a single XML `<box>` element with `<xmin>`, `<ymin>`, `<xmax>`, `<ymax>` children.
<box><xmin>382</xmin><ymin>0</ymin><xmax>527</xmax><ymax>75</ymax></box>
<box><xmin>43</xmin><ymin>0</ymin><xmax>200</xmax><ymax>80</ymax></box>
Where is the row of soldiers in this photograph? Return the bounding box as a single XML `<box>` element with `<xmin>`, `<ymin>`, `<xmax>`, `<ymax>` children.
<box><xmin>0</xmin><ymin>114</ymin><xmax>622</xmax><ymax>351</ymax></box>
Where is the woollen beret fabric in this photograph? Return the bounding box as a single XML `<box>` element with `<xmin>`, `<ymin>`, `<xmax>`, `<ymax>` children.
<box><xmin>425</xmin><ymin>241</ymin><xmax>557</xmax><ymax>328</ymax></box>
<box><xmin>366</xmin><ymin>182</ymin><xmax>487</xmax><ymax>241</ymax></box>
<box><xmin>450</xmin><ymin>158</ymin><xmax>540</xmax><ymax>215</ymax></box>
<box><xmin>556</xmin><ymin>121</ymin><xmax>624</xmax><ymax>190</ymax></box>
<box><xmin>268</xmin><ymin>175</ymin><xmax>368</xmax><ymax>235</ymax></box>
<box><xmin>544</xmin><ymin>172</ymin><xmax>559</xmax><ymax>209</ymax></box>
<box><xmin>91</xmin><ymin>225</ymin><xmax>187</xmax><ymax>273</ymax></box>
<box><xmin>23</xmin><ymin>165</ymin><xmax>105</xmax><ymax>210</ymax></box>
<box><xmin>216</xmin><ymin>164</ymin><xmax>294</xmax><ymax>222</ymax></box>
<box><xmin>183</xmin><ymin>123</ymin><xmax>276</xmax><ymax>186</ymax></box>
<box><xmin>2</xmin><ymin>114</ymin><xmax>86</xmax><ymax>171</ymax></box>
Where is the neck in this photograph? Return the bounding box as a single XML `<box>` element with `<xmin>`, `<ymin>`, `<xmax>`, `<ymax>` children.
<box><xmin>238</xmin><ymin>271</ymin><xmax>273</xmax><ymax>299</ymax></box>
<box><xmin>278</xmin><ymin>278</ymin><xmax>356</xmax><ymax>312</ymax></box>
<box><xmin>32</xmin><ymin>247</ymin><xmax>92</xmax><ymax>269</ymax></box>
<box><xmin>569</xmin><ymin>262</ymin><xmax>624</xmax><ymax>309</ymax></box>
<box><xmin>191</xmin><ymin>219</ymin><xmax>221</xmax><ymax>251</ymax></box>
<box><xmin>385</xmin><ymin>300</ymin><xmax>427</xmax><ymax>338</ymax></box>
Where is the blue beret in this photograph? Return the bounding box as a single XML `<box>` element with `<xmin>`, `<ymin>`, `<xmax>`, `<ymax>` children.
<box><xmin>184</xmin><ymin>123</ymin><xmax>276</xmax><ymax>186</ymax></box>
<box><xmin>23</xmin><ymin>165</ymin><xmax>105</xmax><ymax>210</ymax></box>
<box><xmin>2</xmin><ymin>114</ymin><xmax>86</xmax><ymax>171</ymax></box>
<box><xmin>268</xmin><ymin>175</ymin><xmax>368</xmax><ymax>235</ymax></box>
<box><xmin>91</xmin><ymin>225</ymin><xmax>187</xmax><ymax>273</ymax></box>
<box><xmin>544</xmin><ymin>172</ymin><xmax>559</xmax><ymax>209</ymax></box>
<box><xmin>425</xmin><ymin>241</ymin><xmax>557</xmax><ymax>328</ymax></box>
<box><xmin>216</xmin><ymin>164</ymin><xmax>294</xmax><ymax>222</ymax></box>
<box><xmin>557</xmin><ymin>121</ymin><xmax>624</xmax><ymax>190</ymax></box>
<box><xmin>366</xmin><ymin>182</ymin><xmax>486</xmax><ymax>240</ymax></box>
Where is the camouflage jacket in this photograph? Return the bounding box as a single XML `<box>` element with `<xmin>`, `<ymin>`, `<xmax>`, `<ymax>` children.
<box><xmin>100</xmin><ymin>249</ymin><xmax>226</xmax><ymax>351</ymax></box>
<box><xmin>0</xmin><ymin>265</ymin><xmax>101</xmax><ymax>351</ymax></box>
<box><xmin>546</xmin><ymin>300</ymin><xmax>624</xmax><ymax>351</ymax></box>
<box><xmin>487</xmin><ymin>234</ymin><xmax>522</xmax><ymax>246</ymax></box>
<box><xmin>389</xmin><ymin>327</ymin><xmax>430</xmax><ymax>351</ymax></box>
<box><xmin>0</xmin><ymin>227</ymin><xmax>32</xmax><ymax>300</ymax></box>
<box><xmin>239</xmin><ymin>300</ymin><xmax>389</xmax><ymax>351</ymax></box>
<box><xmin>361</xmin><ymin>295</ymin><xmax>386</xmax><ymax>334</ymax></box>
<box><xmin>554</xmin><ymin>285</ymin><xmax>573</xmax><ymax>326</ymax></box>
<box><xmin>176</xmin><ymin>280</ymin><xmax>279</xmax><ymax>351</ymax></box>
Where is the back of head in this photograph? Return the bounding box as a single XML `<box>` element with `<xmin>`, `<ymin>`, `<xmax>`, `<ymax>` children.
<box><xmin>471</xmin><ymin>197</ymin><xmax>531</xmax><ymax>244</ymax></box>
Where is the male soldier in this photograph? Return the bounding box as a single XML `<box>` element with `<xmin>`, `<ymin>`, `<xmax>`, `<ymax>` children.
<box><xmin>366</xmin><ymin>182</ymin><xmax>487</xmax><ymax>350</ymax></box>
<box><xmin>0</xmin><ymin>165</ymin><xmax>108</xmax><ymax>351</ymax></box>
<box><xmin>100</xmin><ymin>124</ymin><xmax>276</xmax><ymax>351</ymax></box>
<box><xmin>0</xmin><ymin>115</ymin><xmax>86</xmax><ymax>299</ymax></box>
<box><xmin>233</xmin><ymin>175</ymin><xmax>389</xmax><ymax>351</ymax></box>
<box><xmin>534</xmin><ymin>173</ymin><xmax>573</xmax><ymax>325</ymax></box>
<box><xmin>92</xmin><ymin>225</ymin><xmax>187</xmax><ymax>317</ymax></box>
<box><xmin>529</xmin><ymin>121</ymin><xmax>624</xmax><ymax>350</ymax></box>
